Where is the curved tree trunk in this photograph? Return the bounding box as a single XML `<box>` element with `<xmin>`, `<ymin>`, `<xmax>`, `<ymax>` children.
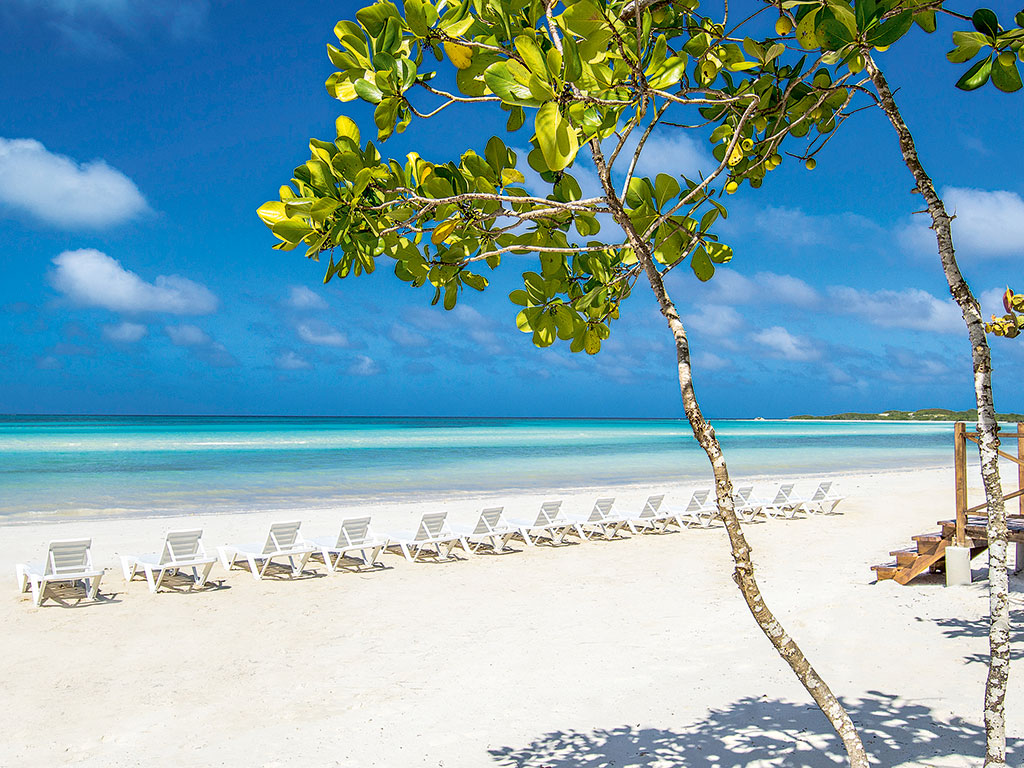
<box><xmin>587</xmin><ymin>141</ymin><xmax>869</xmax><ymax>768</ymax></box>
<box><xmin>865</xmin><ymin>54</ymin><xmax>1009</xmax><ymax>768</ymax></box>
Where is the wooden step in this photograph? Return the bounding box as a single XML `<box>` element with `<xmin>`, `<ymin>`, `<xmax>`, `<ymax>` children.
<box><xmin>871</xmin><ymin>562</ymin><xmax>899</xmax><ymax>580</ymax></box>
<box><xmin>889</xmin><ymin>547</ymin><xmax>919</xmax><ymax>566</ymax></box>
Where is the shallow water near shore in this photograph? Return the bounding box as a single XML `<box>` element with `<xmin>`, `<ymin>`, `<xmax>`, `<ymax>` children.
<box><xmin>0</xmin><ymin>415</ymin><xmax>964</xmax><ymax>521</ymax></box>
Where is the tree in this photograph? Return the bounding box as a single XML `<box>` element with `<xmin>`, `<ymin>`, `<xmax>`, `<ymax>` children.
<box><xmin>257</xmin><ymin>0</ymin><xmax>874</xmax><ymax>764</ymax></box>
<box><xmin>788</xmin><ymin>3</ymin><xmax>1023</xmax><ymax>765</ymax></box>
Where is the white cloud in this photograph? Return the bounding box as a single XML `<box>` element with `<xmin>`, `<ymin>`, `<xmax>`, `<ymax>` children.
<box><xmin>899</xmin><ymin>187</ymin><xmax>1024</xmax><ymax>258</ymax></box>
<box><xmin>389</xmin><ymin>324</ymin><xmax>428</xmax><ymax>348</ymax></box>
<box><xmin>690</xmin><ymin>269</ymin><xmax>820</xmax><ymax>308</ymax></box>
<box><xmin>286</xmin><ymin>285</ymin><xmax>327</xmax><ymax>311</ymax></box>
<box><xmin>0</xmin><ymin>138</ymin><xmax>148</xmax><ymax>228</ymax></box>
<box><xmin>751</xmin><ymin>205</ymin><xmax>880</xmax><ymax>249</ymax></box>
<box><xmin>750</xmin><ymin>326</ymin><xmax>820</xmax><ymax>361</ymax></box>
<box><xmin>275</xmin><ymin>351</ymin><xmax>311</xmax><ymax>370</ymax></box>
<box><xmin>348</xmin><ymin>354</ymin><xmax>382</xmax><ymax>376</ymax></box>
<box><xmin>8</xmin><ymin>1</ymin><xmax>209</xmax><ymax>51</ymax></box>
<box><xmin>624</xmin><ymin>132</ymin><xmax>713</xmax><ymax>181</ymax></box>
<box><xmin>164</xmin><ymin>324</ymin><xmax>210</xmax><ymax>346</ymax></box>
<box><xmin>828</xmin><ymin>286</ymin><xmax>961</xmax><ymax>334</ymax></box>
<box><xmin>296</xmin><ymin>321</ymin><xmax>349</xmax><ymax>347</ymax></box>
<box><xmin>102</xmin><ymin>321</ymin><xmax>146</xmax><ymax>343</ymax></box>
<box><xmin>50</xmin><ymin>249</ymin><xmax>217</xmax><ymax>315</ymax></box>
<box><xmin>683</xmin><ymin>304</ymin><xmax>744</xmax><ymax>338</ymax></box>
<box><xmin>693</xmin><ymin>351</ymin><xmax>731</xmax><ymax>370</ymax></box>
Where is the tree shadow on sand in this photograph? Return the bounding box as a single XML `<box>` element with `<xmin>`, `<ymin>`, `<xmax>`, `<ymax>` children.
<box><xmin>489</xmin><ymin>691</ymin><xmax>1019</xmax><ymax>767</ymax></box>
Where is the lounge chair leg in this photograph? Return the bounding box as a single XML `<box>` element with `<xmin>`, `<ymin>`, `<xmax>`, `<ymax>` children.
<box><xmin>16</xmin><ymin>564</ymin><xmax>28</xmax><ymax>593</ymax></box>
<box><xmin>120</xmin><ymin>556</ymin><xmax>133</xmax><ymax>583</ymax></box>
<box><xmin>198</xmin><ymin>562</ymin><xmax>213</xmax><ymax>587</ymax></box>
<box><xmin>87</xmin><ymin>574</ymin><xmax>101</xmax><ymax>600</ymax></box>
<box><xmin>255</xmin><ymin>557</ymin><xmax>269</xmax><ymax>580</ymax></box>
<box><xmin>31</xmin><ymin>578</ymin><xmax>43</xmax><ymax>607</ymax></box>
<box><xmin>297</xmin><ymin>552</ymin><xmax>310</xmax><ymax>575</ymax></box>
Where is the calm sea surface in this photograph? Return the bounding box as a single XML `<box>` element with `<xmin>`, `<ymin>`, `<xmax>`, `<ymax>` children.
<box><xmin>0</xmin><ymin>416</ymin><xmax>960</xmax><ymax>521</ymax></box>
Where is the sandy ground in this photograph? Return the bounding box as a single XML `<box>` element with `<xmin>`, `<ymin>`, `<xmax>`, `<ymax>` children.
<box><xmin>1</xmin><ymin>467</ymin><xmax>1021</xmax><ymax>767</ymax></box>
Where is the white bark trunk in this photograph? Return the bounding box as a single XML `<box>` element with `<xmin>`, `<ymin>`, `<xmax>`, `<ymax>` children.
<box><xmin>865</xmin><ymin>54</ymin><xmax>1009</xmax><ymax>768</ymax></box>
<box><xmin>586</xmin><ymin>139</ymin><xmax>870</xmax><ymax>768</ymax></box>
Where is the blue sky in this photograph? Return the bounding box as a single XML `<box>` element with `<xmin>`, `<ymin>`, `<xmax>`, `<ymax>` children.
<box><xmin>1</xmin><ymin>0</ymin><xmax>1022</xmax><ymax>418</ymax></box>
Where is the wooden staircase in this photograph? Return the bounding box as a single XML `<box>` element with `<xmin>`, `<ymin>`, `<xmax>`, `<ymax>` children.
<box><xmin>872</xmin><ymin>531</ymin><xmax>950</xmax><ymax>584</ymax></box>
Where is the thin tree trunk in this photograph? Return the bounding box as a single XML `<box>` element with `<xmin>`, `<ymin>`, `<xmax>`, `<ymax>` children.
<box><xmin>587</xmin><ymin>140</ymin><xmax>869</xmax><ymax>768</ymax></box>
<box><xmin>865</xmin><ymin>54</ymin><xmax>1009</xmax><ymax>768</ymax></box>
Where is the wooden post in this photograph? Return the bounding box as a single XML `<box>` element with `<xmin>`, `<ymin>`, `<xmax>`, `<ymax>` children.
<box><xmin>1018</xmin><ymin>422</ymin><xmax>1024</xmax><ymax>518</ymax></box>
<box><xmin>954</xmin><ymin>421</ymin><xmax>967</xmax><ymax>547</ymax></box>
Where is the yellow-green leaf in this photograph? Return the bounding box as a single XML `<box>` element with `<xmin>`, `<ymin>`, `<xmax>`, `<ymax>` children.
<box><xmin>431</xmin><ymin>218</ymin><xmax>459</xmax><ymax>244</ymax></box>
<box><xmin>443</xmin><ymin>41</ymin><xmax>474</xmax><ymax>69</ymax></box>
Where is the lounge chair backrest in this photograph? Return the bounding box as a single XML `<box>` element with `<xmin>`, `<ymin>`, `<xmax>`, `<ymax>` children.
<box><xmin>160</xmin><ymin>529</ymin><xmax>203</xmax><ymax>565</ymax></box>
<box><xmin>588</xmin><ymin>497</ymin><xmax>615</xmax><ymax>522</ymax></box>
<box><xmin>417</xmin><ymin>512</ymin><xmax>448</xmax><ymax>541</ymax></box>
<box><xmin>770</xmin><ymin>484</ymin><xmax>794</xmax><ymax>504</ymax></box>
<box><xmin>810</xmin><ymin>482</ymin><xmax>832</xmax><ymax>501</ymax></box>
<box><xmin>338</xmin><ymin>517</ymin><xmax>372</xmax><ymax>547</ymax></box>
<box><xmin>536</xmin><ymin>501</ymin><xmax>562</xmax><ymax>525</ymax></box>
<box><xmin>264</xmin><ymin>521</ymin><xmax>302</xmax><ymax>554</ymax></box>
<box><xmin>735</xmin><ymin>486</ymin><xmax>753</xmax><ymax>503</ymax></box>
<box><xmin>45</xmin><ymin>539</ymin><xmax>92</xmax><ymax>576</ymax></box>
<box><xmin>640</xmin><ymin>495</ymin><xmax>665</xmax><ymax>517</ymax></box>
<box><xmin>474</xmin><ymin>507</ymin><xmax>504</xmax><ymax>535</ymax></box>
<box><xmin>685</xmin><ymin>490</ymin><xmax>710</xmax><ymax>512</ymax></box>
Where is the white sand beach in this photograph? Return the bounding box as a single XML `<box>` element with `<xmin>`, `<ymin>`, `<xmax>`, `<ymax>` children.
<box><xmin>1</xmin><ymin>466</ymin><xmax>1021</xmax><ymax>767</ymax></box>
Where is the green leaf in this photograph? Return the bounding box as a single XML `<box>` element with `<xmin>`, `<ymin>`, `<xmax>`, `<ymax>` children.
<box><xmin>654</xmin><ymin>173</ymin><xmax>680</xmax><ymax>209</ymax></box>
<box><xmin>690</xmin><ymin>246</ymin><xmax>715</xmax><ymax>281</ymax></box>
<box><xmin>534</xmin><ymin>102</ymin><xmax>579</xmax><ymax>172</ymax></box>
<box><xmin>484</xmin><ymin>62</ymin><xmax>542</xmax><ymax>107</ymax></box>
<box><xmin>816</xmin><ymin>19</ymin><xmax>854</xmax><ymax>51</ymax></box>
<box><xmin>461</xmin><ymin>271</ymin><xmax>488</xmax><ymax>291</ymax></box>
<box><xmin>509</xmin><ymin>289</ymin><xmax>529</xmax><ymax>307</ymax></box>
<box><xmin>354</xmin><ymin>78</ymin><xmax>384</xmax><ymax>103</ymax></box>
<box><xmin>272</xmin><ymin>218</ymin><xmax>315</xmax><ymax>244</ymax></box>
<box><xmin>706</xmin><ymin>242</ymin><xmax>733</xmax><ymax>264</ymax></box>
<box><xmin>991</xmin><ymin>55</ymin><xmax>1023</xmax><ymax>91</ymax></box>
<box><xmin>972</xmin><ymin>8</ymin><xmax>1000</xmax><ymax>37</ymax></box>
<box><xmin>913</xmin><ymin>10</ymin><xmax>936</xmax><ymax>33</ymax></box>
<box><xmin>562</xmin><ymin>34</ymin><xmax>583</xmax><ymax>82</ymax></box>
<box><xmin>514</xmin><ymin>34</ymin><xmax>548</xmax><ymax>77</ymax></box>
<box><xmin>956</xmin><ymin>55</ymin><xmax>994</xmax><ymax>90</ymax></box>
<box><xmin>796</xmin><ymin>8</ymin><xmax>820</xmax><ymax>50</ymax></box>
<box><xmin>868</xmin><ymin>11</ymin><xmax>913</xmax><ymax>47</ymax></box>
<box><xmin>335</xmin><ymin>115</ymin><xmax>361</xmax><ymax>145</ymax></box>
<box><xmin>257</xmin><ymin>201</ymin><xmax>288</xmax><ymax>228</ymax></box>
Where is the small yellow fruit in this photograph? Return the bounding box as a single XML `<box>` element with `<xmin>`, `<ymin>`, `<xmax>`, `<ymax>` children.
<box><xmin>775</xmin><ymin>16</ymin><xmax>794</xmax><ymax>36</ymax></box>
<box><xmin>770</xmin><ymin>153</ymin><xmax>782</xmax><ymax>165</ymax></box>
<box><xmin>874</xmin><ymin>45</ymin><xmax>890</xmax><ymax>52</ymax></box>
<box><xmin>998</xmin><ymin>51</ymin><xmax>1016</xmax><ymax>67</ymax></box>
<box><xmin>805</xmin><ymin>158</ymin><xmax>817</xmax><ymax>171</ymax></box>
<box><xmin>754</xmin><ymin>117</ymin><xmax>768</xmax><ymax>132</ymax></box>
<box><xmin>725</xmin><ymin>181</ymin><xmax>739</xmax><ymax>194</ymax></box>
<box><xmin>741</xmin><ymin>138</ymin><xmax>754</xmax><ymax>151</ymax></box>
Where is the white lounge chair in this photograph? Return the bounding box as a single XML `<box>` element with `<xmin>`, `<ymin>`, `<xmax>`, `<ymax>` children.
<box><xmin>627</xmin><ymin>494</ymin><xmax>684</xmax><ymax>534</ymax></box>
<box><xmin>796</xmin><ymin>481</ymin><xmax>845</xmax><ymax>514</ymax></box>
<box><xmin>450</xmin><ymin>507</ymin><xmax>517</xmax><ymax>554</ymax></box>
<box><xmin>16</xmin><ymin>539</ymin><xmax>104</xmax><ymax>606</ymax></box>
<box><xmin>310</xmin><ymin>517</ymin><xmax>387</xmax><ymax>572</ymax></box>
<box><xmin>734</xmin><ymin>485</ymin><xmax>763</xmax><ymax>522</ymax></box>
<box><xmin>564</xmin><ymin>497</ymin><xmax>631</xmax><ymax>540</ymax></box>
<box><xmin>506</xmin><ymin>501</ymin><xmax>575</xmax><ymax>546</ymax></box>
<box><xmin>217</xmin><ymin>520</ymin><xmax>316</xmax><ymax>580</ymax></box>
<box><xmin>387</xmin><ymin>512</ymin><xmax>469</xmax><ymax>562</ymax></box>
<box><xmin>120</xmin><ymin>529</ymin><xmax>217</xmax><ymax>592</ymax></box>
<box><xmin>669</xmin><ymin>489</ymin><xmax>718</xmax><ymax>528</ymax></box>
<box><xmin>759</xmin><ymin>484</ymin><xmax>801</xmax><ymax>519</ymax></box>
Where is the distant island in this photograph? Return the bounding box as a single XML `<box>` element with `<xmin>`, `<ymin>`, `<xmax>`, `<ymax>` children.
<box><xmin>790</xmin><ymin>408</ymin><xmax>1024</xmax><ymax>422</ymax></box>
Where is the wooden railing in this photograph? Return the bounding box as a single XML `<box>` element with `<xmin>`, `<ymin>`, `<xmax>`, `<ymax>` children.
<box><xmin>953</xmin><ymin>421</ymin><xmax>1024</xmax><ymax>546</ymax></box>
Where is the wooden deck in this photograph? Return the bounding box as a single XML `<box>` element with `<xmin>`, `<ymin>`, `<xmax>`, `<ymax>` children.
<box><xmin>872</xmin><ymin>516</ymin><xmax>1024</xmax><ymax>584</ymax></box>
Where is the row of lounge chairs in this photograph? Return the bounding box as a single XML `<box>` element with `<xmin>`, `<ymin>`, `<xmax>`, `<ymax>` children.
<box><xmin>15</xmin><ymin>482</ymin><xmax>844</xmax><ymax>606</ymax></box>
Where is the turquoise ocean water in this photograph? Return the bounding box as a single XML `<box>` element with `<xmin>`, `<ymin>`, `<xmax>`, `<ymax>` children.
<box><xmin>0</xmin><ymin>416</ymin><xmax>961</xmax><ymax>522</ymax></box>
